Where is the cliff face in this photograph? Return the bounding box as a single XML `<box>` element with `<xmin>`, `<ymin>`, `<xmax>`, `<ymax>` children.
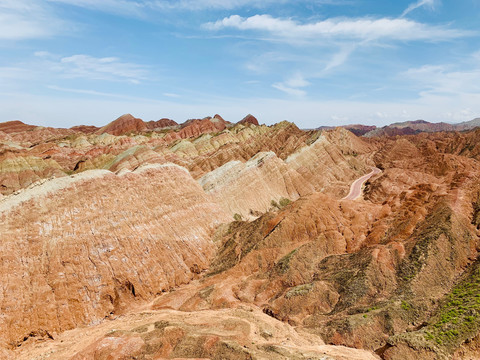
<box><xmin>0</xmin><ymin>163</ymin><xmax>229</xmax><ymax>349</ymax></box>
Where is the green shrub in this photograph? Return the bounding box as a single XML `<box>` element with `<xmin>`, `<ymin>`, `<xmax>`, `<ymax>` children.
<box><xmin>270</xmin><ymin>200</ymin><xmax>280</xmax><ymax>209</ymax></box>
<box><xmin>279</xmin><ymin>197</ymin><xmax>291</xmax><ymax>207</ymax></box>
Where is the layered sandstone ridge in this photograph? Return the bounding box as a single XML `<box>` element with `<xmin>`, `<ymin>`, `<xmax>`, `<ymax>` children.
<box><xmin>286</xmin><ymin>128</ymin><xmax>373</xmax><ymax>197</ymax></box>
<box><xmin>197</xmin><ymin>128</ymin><xmax>374</xmax><ymax>219</ymax></box>
<box><xmin>0</xmin><ymin>163</ymin><xmax>230</xmax><ymax>349</ymax></box>
<box><xmin>200</xmin><ymin>152</ymin><xmax>314</xmax><ymax>219</ymax></box>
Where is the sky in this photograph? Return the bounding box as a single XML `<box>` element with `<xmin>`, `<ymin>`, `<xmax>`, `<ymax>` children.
<box><xmin>0</xmin><ymin>0</ymin><xmax>479</xmax><ymax>128</ymax></box>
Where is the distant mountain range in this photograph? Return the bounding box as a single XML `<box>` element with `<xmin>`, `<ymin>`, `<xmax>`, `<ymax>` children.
<box><xmin>1</xmin><ymin>114</ymin><xmax>479</xmax><ymax>139</ymax></box>
<box><xmin>318</xmin><ymin>117</ymin><xmax>480</xmax><ymax>137</ymax></box>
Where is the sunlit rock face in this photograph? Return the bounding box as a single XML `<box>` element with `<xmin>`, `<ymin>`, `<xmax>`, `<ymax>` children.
<box><xmin>0</xmin><ymin>163</ymin><xmax>229</xmax><ymax>348</ymax></box>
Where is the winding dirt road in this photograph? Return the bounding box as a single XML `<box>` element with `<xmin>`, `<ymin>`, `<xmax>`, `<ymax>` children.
<box><xmin>342</xmin><ymin>167</ymin><xmax>381</xmax><ymax>200</ymax></box>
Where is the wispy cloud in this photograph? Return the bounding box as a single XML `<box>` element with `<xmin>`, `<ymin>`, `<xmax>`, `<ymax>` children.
<box><xmin>47</xmin><ymin>0</ymin><xmax>353</xmax><ymax>14</ymax></box>
<box><xmin>400</xmin><ymin>50</ymin><xmax>480</xmax><ymax>119</ymax></box>
<box><xmin>270</xmin><ymin>46</ymin><xmax>357</xmax><ymax>97</ymax></box>
<box><xmin>271</xmin><ymin>83</ymin><xmax>307</xmax><ymax>97</ymax></box>
<box><xmin>402</xmin><ymin>0</ymin><xmax>437</xmax><ymax>17</ymax></box>
<box><xmin>403</xmin><ymin>63</ymin><xmax>480</xmax><ymax>96</ymax></box>
<box><xmin>321</xmin><ymin>45</ymin><xmax>356</xmax><ymax>74</ymax></box>
<box><xmin>272</xmin><ymin>72</ymin><xmax>309</xmax><ymax>97</ymax></box>
<box><xmin>283</xmin><ymin>72</ymin><xmax>310</xmax><ymax>88</ymax></box>
<box><xmin>47</xmin><ymin>85</ymin><xmax>130</xmax><ymax>97</ymax></box>
<box><xmin>205</xmin><ymin>14</ymin><xmax>469</xmax><ymax>42</ymax></box>
<box><xmin>47</xmin><ymin>0</ymin><xmax>146</xmax><ymax>16</ymax></box>
<box><xmin>163</xmin><ymin>92</ymin><xmax>181</xmax><ymax>98</ymax></box>
<box><xmin>0</xmin><ymin>52</ymin><xmax>150</xmax><ymax>93</ymax></box>
<box><xmin>0</xmin><ymin>0</ymin><xmax>65</xmax><ymax>40</ymax></box>
<box><xmin>59</xmin><ymin>54</ymin><xmax>149</xmax><ymax>83</ymax></box>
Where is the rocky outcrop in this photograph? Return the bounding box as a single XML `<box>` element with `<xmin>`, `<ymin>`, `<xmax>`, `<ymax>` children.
<box><xmin>0</xmin><ymin>120</ymin><xmax>37</xmax><ymax>133</ymax></box>
<box><xmin>238</xmin><ymin>114</ymin><xmax>259</xmax><ymax>126</ymax></box>
<box><xmin>145</xmin><ymin>118</ymin><xmax>178</xmax><ymax>130</ymax></box>
<box><xmin>97</xmin><ymin>114</ymin><xmax>147</xmax><ymax>136</ymax></box>
<box><xmin>177</xmin><ymin>116</ymin><xmax>228</xmax><ymax>139</ymax></box>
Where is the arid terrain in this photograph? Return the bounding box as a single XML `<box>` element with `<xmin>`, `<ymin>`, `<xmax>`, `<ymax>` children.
<box><xmin>1</xmin><ymin>114</ymin><xmax>480</xmax><ymax>360</ymax></box>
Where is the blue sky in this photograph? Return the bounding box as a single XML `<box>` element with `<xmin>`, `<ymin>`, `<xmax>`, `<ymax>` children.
<box><xmin>0</xmin><ymin>0</ymin><xmax>479</xmax><ymax>128</ymax></box>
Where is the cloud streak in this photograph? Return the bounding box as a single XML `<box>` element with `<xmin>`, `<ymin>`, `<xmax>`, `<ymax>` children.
<box><xmin>59</xmin><ymin>55</ymin><xmax>149</xmax><ymax>83</ymax></box>
<box><xmin>206</xmin><ymin>14</ymin><xmax>469</xmax><ymax>42</ymax></box>
<box><xmin>47</xmin><ymin>0</ymin><xmax>353</xmax><ymax>14</ymax></box>
<box><xmin>402</xmin><ymin>0</ymin><xmax>437</xmax><ymax>17</ymax></box>
<box><xmin>272</xmin><ymin>72</ymin><xmax>310</xmax><ymax>97</ymax></box>
<box><xmin>47</xmin><ymin>0</ymin><xmax>146</xmax><ymax>16</ymax></box>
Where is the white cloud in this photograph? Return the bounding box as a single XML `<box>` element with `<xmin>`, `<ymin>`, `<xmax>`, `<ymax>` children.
<box><xmin>272</xmin><ymin>83</ymin><xmax>306</xmax><ymax>97</ymax></box>
<box><xmin>205</xmin><ymin>14</ymin><xmax>469</xmax><ymax>42</ymax></box>
<box><xmin>272</xmin><ymin>72</ymin><xmax>310</xmax><ymax>97</ymax></box>
<box><xmin>163</xmin><ymin>92</ymin><xmax>181</xmax><ymax>98</ymax></box>
<box><xmin>321</xmin><ymin>45</ymin><xmax>356</xmax><ymax>74</ymax></box>
<box><xmin>0</xmin><ymin>0</ymin><xmax>65</xmax><ymax>40</ymax></box>
<box><xmin>59</xmin><ymin>55</ymin><xmax>149</xmax><ymax>82</ymax></box>
<box><xmin>403</xmin><ymin>62</ymin><xmax>480</xmax><ymax>96</ymax></box>
<box><xmin>284</xmin><ymin>73</ymin><xmax>310</xmax><ymax>88</ymax></box>
<box><xmin>34</xmin><ymin>51</ymin><xmax>56</xmax><ymax>58</ymax></box>
<box><xmin>402</xmin><ymin>0</ymin><xmax>437</xmax><ymax>17</ymax></box>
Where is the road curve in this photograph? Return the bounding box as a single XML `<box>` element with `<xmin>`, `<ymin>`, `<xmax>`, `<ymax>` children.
<box><xmin>342</xmin><ymin>167</ymin><xmax>381</xmax><ymax>201</ymax></box>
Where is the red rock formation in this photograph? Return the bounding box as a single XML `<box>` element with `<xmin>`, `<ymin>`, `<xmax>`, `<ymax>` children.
<box><xmin>7</xmin><ymin>127</ymin><xmax>75</xmax><ymax>145</ymax></box>
<box><xmin>213</xmin><ymin>113</ymin><xmax>227</xmax><ymax>123</ymax></box>
<box><xmin>97</xmin><ymin>114</ymin><xmax>147</xmax><ymax>136</ymax></box>
<box><xmin>145</xmin><ymin>118</ymin><xmax>178</xmax><ymax>130</ymax></box>
<box><xmin>177</xmin><ymin>117</ymin><xmax>227</xmax><ymax>139</ymax></box>
<box><xmin>238</xmin><ymin>114</ymin><xmax>259</xmax><ymax>126</ymax></box>
<box><xmin>0</xmin><ymin>120</ymin><xmax>36</xmax><ymax>133</ymax></box>
<box><xmin>0</xmin><ymin>164</ymin><xmax>230</xmax><ymax>349</ymax></box>
<box><xmin>70</xmin><ymin>125</ymin><xmax>99</xmax><ymax>133</ymax></box>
